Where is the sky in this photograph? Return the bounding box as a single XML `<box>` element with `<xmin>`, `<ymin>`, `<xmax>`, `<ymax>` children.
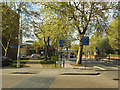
<box><xmin>7</xmin><ymin>2</ymin><xmax>117</xmax><ymax>45</ymax></box>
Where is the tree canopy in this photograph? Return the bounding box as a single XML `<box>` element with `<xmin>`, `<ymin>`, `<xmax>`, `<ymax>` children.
<box><xmin>1</xmin><ymin>3</ymin><xmax>19</xmax><ymax>56</ymax></box>
<box><xmin>43</xmin><ymin>2</ymin><xmax>118</xmax><ymax>64</ymax></box>
<box><xmin>107</xmin><ymin>17</ymin><xmax>120</xmax><ymax>51</ymax></box>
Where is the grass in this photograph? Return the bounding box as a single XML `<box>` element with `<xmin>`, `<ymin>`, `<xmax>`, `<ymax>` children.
<box><xmin>94</xmin><ymin>54</ymin><xmax>120</xmax><ymax>57</ymax></box>
<box><xmin>109</xmin><ymin>54</ymin><xmax>120</xmax><ymax>57</ymax></box>
<box><xmin>71</xmin><ymin>64</ymin><xmax>84</xmax><ymax>67</ymax></box>
<box><xmin>9</xmin><ymin>59</ymin><xmax>29</xmax><ymax>68</ymax></box>
<box><xmin>40</xmin><ymin>59</ymin><xmax>62</xmax><ymax>68</ymax></box>
<box><xmin>41</xmin><ymin>64</ymin><xmax>62</xmax><ymax>68</ymax></box>
<box><xmin>20</xmin><ymin>58</ymin><xmax>30</xmax><ymax>60</ymax></box>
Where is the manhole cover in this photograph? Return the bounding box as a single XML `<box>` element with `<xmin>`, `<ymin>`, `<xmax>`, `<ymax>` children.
<box><xmin>81</xmin><ymin>69</ymin><xmax>92</xmax><ymax>70</ymax></box>
<box><xmin>113</xmin><ymin>79</ymin><xmax>119</xmax><ymax>80</ymax></box>
<box><xmin>10</xmin><ymin>72</ymin><xmax>36</xmax><ymax>74</ymax></box>
<box><xmin>61</xmin><ymin>72</ymin><xmax>100</xmax><ymax>75</ymax></box>
<box><xmin>73</xmin><ymin>68</ymin><xmax>79</xmax><ymax>69</ymax></box>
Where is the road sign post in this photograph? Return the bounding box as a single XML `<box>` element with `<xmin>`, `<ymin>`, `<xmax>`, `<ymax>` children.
<box><xmin>59</xmin><ymin>40</ymin><xmax>65</xmax><ymax>63</ymax></box>
<box><xmin>82</xmin><ymin>36</ymin><xmax>89</xmax><ymax>70</ymax></box>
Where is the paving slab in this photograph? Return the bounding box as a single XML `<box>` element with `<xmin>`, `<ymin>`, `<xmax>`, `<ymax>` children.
<box><xmin>13</xmin><ymin>69</ymin><xmax>60</xmax><ymax>88</ymax></box>
<box><xmin>24</xmin><ymin>59</ymin><xmax>42</xmax><ymax>68</ymax></box>
<box><xmin>64</xmin><ymin>61</ymin><xmax>74</xmax><ymax>69</ymax></box>
<box><xmin>2</xmin><ymin>68</ymin><xmax>42</xmax><ymax>88</ymax></box>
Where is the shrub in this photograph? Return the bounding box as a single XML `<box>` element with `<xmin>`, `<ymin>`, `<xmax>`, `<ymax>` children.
<box><xmin>51</xmin><ymin>56</ymin><xmax>58</xmax><ymax>62</ymax></box>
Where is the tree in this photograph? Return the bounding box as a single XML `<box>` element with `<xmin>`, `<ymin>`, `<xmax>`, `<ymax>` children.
<box><xmin>84</xmin><ymin>36</ymin><xmax>114</xmax><ymax>55</ymax></box>
<box><xmin>107</xmin><ymin>17</ymin><xmax>120</xmax><ymax>52</ymax></box>
<box><xmin>71</xmin><ymin>44</ymin><xmax>79</xmax><ymax>52</ymax></box>
<box><xmin>32</xmin><ymin>40</ymin><xmax>43</xmax><ymax>52</ymax></box>
<box><xmin>32</xmin><ymin>13</ymin><xmax>74</xmax><ymax>61</ymax></box>
<box><xmin>84</xmin><ymin>36</ymin><xmax>98</xmax><ymax>55</ymax></box>
<box><xmin>97</xmin><ymin>37</ymin><xmax>114</xmax><ymax>54</ymax></box>
<box><xmin>43</xmin><ymin>2</ymin><xmax>118</xmax><ymax>64</ymax></box>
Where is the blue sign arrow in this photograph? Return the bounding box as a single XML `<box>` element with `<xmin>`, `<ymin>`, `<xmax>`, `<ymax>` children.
<box><xmin>60</xmin><ymin>44</ymin><xmax>63</xmax><ymax>47</ymax></box>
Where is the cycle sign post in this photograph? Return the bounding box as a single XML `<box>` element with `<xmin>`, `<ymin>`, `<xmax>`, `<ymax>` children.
<box><xmin>82</xmin><ymin>36</ymin><xmax>89</xmax><ymax>69</ymax></box>
<box><xmin>58</xmin><ymin>40</ymin><xmax>65</xmax><ymax>67</ymax></box>
<box><xmin>59</xmin><ymin>40</ymin><xmax>65</xmax><ymax>61</ymax></box>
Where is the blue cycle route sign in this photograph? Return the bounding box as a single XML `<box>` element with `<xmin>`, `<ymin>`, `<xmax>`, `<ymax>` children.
<box><xmin>10</xmin><ymin>46</ymin><xmax>23</xmax><ymax>48</ymax></box>
<box><xmin>82</xmin><ymin>36</ymin><xmax>89</xmax><ymax>45</ymax></box>
<box><xmin>59</xmin><ymin>40</ymin><xmax>65</xmax><ymax>47</ymax></box>
<box><xmin>59</xmin><ymin>44</ymin><xmax>63</xmax><ymax>47</ymax></box>
<box><xmin>59</xmin><ymin>40</ymin><xmax>65</xmax><ymax>44</ymax></box>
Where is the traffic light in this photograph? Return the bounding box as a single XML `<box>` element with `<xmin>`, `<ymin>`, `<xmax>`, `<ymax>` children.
<box><xmin>66</xmin><ymin>48</ymin><xmax>68</xmax><ymax>51</ymax></box>
<box><xmin>96</xmin><ymin>47</ymin><xmax>98</xmax><ymax>52</ymax></box>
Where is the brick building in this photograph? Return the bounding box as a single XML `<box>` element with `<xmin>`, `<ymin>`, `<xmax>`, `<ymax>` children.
<box><xmin>2</xmin><ymin>3</ymin><xmax>19</xmax><ymax>60</ymax></box>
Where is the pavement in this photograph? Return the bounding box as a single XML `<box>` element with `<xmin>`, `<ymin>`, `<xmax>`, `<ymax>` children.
<box><xmin>1</xmin><ymin>57</ymin><xmax>119</xmax><ymax>89</ymax></box>
<box><xmin>23</xmin><ymin>58</ymin><xmax>43</xmax><ymax>68</ymax></box>
<box><xmin>13</xmin><ymin>69</ymin><xmax>60</xmax><ymax>88</ymax></box>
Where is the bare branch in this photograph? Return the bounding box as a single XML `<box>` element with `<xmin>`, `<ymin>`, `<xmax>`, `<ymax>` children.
<box><xmin>0</xmin><ymin>41</ymin><xmax>6</xmax><ymax>51</ymax></box>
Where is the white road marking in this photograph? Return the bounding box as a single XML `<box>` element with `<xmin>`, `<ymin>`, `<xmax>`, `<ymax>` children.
<box><xmin>111</xmin><ymin>67</ymin><xmax>119</xmax><ymax>70</ymax></box>
<box><xmin>94</xmin><ymin>66</ymin><xmax>106</xmax><ymax>70</ymax></box>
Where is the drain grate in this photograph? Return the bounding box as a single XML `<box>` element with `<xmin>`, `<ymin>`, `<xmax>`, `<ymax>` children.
<box><xmin>10</xmin><ymin>72</ymin><xmax>36</xmax><ymax>74</ymax></box>
<box><xmin>81</xmin><ymin>69</ymin><xmax>92</xmax><ymax>70</ymax></box>
<box><xmin>73</xmin><ymin>68</ymin><xmax>79</xmax><ymax>69</ymax></box>
<box><xmin>61</xmin><ymin>72</ymin><xmax>100</xmax><ymax>75</ymax></box>
<box><xmin>113</xmin><ymin>78</ymin><xmax>119</xmax><ymax>80</ymax></box>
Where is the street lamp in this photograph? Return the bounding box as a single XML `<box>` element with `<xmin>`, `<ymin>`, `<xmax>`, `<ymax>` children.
<box><xmin>17</xmin><ymin>8</ymin><xmax>22</xmax><ymax>68</ymax></box>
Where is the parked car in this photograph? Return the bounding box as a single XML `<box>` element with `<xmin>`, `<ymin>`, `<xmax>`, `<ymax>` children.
<box><xmin>1</xmin><ymin>56</ymin><xmax>13</xmax><ymax>66</ymax></box>
<box><xmin>31</xmin><ymin>53</ymin><xmax>40</xmax><ymax>58</ymax></box>
<box><xmin>21</xmin><ymin>54</ymin><xmax>26</xmax><ymax>58</ymax></box>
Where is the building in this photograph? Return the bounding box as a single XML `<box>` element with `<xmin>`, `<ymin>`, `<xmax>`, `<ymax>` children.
<box><xmin>21</xmin><ymin>43</ymin><xmax>44</xmax><ymax>56</ymax></box>
<box><xmin>2</xmin><ymin>3</ymin><xmax>19</xmax><ymax>60</ymax></box>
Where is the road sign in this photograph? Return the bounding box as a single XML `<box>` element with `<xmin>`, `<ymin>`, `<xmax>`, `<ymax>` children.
<box><xmin>56</xmin><ymin>61</ymin><xmax>64</xmax><ymax>64</ymax></box>
<box><xmin>82</xmin><ymin>36</ymin><xmax>89</xmax><ymax>45</ymax></box>
<box><xmin>60</xmin><ymin>44</ymin><xmax>63</xmax><ymax>47</ymax></box>
<box><xmin>55</xmin><ymin>61</ymin><xmax>65</xmax><ymax>67</ymax></box>
<box><xmin>59</xmin><ymin>40</ymin><xmax>65</xmax><ymax>44</ymax></box>
<box><xmin>10</xmin><ymin>46</ymin><xmax>23</xmax><ymax>48</ymax></box>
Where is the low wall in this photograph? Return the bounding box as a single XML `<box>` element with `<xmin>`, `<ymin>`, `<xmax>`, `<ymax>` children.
<box><xmin>81</xmin><ymin>55</ymin><xmax>120</xmax><ymax>60</ymax></box>
<box><xmin>110</xmin><ymin>56</ymin><xmax>120</xmax><ymax>60</ymax></box>
<box><xmin>89</xmin><ymin>55</ymin><xmax>120</xmax><ymax>60</ymax></box>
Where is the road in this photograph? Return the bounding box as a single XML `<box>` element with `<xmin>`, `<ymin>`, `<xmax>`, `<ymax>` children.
<box><xmin>68</xmin><ymin>57</ymin><xmax>119</xmax><ymax>83</ymax></box>
<box><xmin>68</xmin><ymin>57</ymin><xmax>119</xmax><ymax>68</ymax></box>
<box><xmin>1</xmin><ymin>57</ymin><xmax>119</xmax><ymax>89</ymax></box>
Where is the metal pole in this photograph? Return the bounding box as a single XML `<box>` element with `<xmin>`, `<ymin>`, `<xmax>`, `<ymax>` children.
<box><xmin>70</xmin><ymin>48</ymin><xmax>71</xmax><ymax>61</ymax></box>
<box><xmin>60</xmin><ymin>47</ymin><xmax>62</xmax><ymax>67</ymax></box>
<box><xmin>85</xmin><ymin>45</ymin><xmax>86</xmax><ymax>69</ymax></box>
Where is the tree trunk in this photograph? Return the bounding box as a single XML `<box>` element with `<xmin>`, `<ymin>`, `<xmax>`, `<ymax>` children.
<box><xmin>44</xmin><ymin>37</ymin><xmax>47</xmax><ymax>61</ymax></box>
<box><xmin>76</xmin><ymin>36</ymin><xmax>83</xmax><ymax>64</ymax></box>
<box><xmin>49</xmin><ymin>48</ymin><xmax>51</xmax><ymax>60</ymax></box>
<box><xmin>47</xmin><ymin>37</ymin><xmax>50</xmax><ymax>60</ymax></box>
<box><xmin>4</xmin><ymin>49</ymin><xmax>8</xmax><ymax>56</ymax></box>
<box><xmin>44</xmin><ymin>44</ymin><xmax>47</xmax><ymax>61</ymax></box>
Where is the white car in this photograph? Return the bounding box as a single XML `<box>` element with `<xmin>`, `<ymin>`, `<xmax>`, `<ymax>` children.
<box><xmin>21</xmin><ymin>54</ymin><xmax>26</xmax><ymax>58</ymax></box>
<box><xmin>31</xmin><ymin>53</ymin><xmax>40</xmax><ymax>58</ymax></box>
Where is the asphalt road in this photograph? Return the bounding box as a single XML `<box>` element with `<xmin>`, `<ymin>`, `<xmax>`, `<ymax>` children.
<box><xmin>68</xmin><ymin>57</ymin><xmax>119</xmax><ymax>68</ymax></box>
<box><xmin>68</xmin><ymin>57</ymin><xmax>119</xmax><ymax>83</ymax></box>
